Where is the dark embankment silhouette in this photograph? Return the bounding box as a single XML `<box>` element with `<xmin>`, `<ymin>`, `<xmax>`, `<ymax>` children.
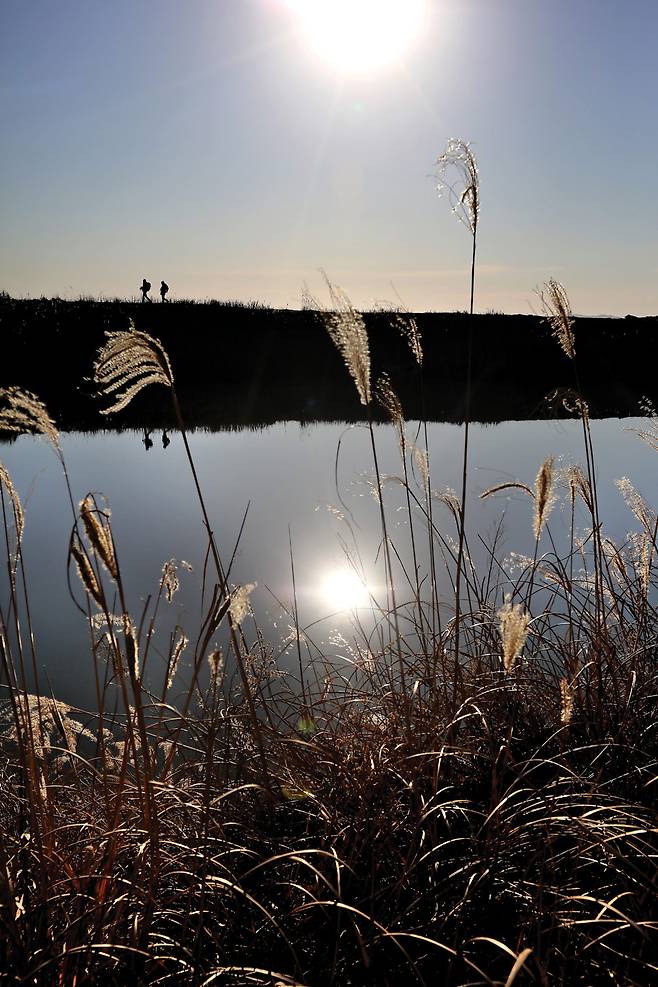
<box><xmin>0</xmin><ymin>294</ymin><xmax>655</xmax><ymax>429</ymax></box>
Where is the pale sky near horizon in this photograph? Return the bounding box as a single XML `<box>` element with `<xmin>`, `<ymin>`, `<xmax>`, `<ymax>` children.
<box><xmin>2</xmin><ymin>0</ymin><xmax>657</xmax><ymax>315</ymax></box>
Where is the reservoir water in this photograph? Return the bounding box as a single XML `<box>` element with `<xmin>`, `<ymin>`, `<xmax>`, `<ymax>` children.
<box><xmin>0</xmin><ymin>416</ymin><xmax>654</xmax><ymax>708</ymax></box>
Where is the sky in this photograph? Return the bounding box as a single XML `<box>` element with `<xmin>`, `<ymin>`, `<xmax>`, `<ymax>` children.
<box><xmin>2</xmin><ymin>0</ymin><xmax>657</xmax><ymax>315</ymax></box>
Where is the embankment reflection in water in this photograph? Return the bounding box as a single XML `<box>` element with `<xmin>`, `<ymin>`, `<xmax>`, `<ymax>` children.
<box><xmin>0</xmin><ymin>416</ymin><xmax>652</xmax><ymax>708</ymax></box>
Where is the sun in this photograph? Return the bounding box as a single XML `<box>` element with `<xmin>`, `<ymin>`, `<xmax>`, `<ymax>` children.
<box><xmin>287</xmin><ymin>0</ymin><xmax>426</xmax><ymax>76</ymax></box>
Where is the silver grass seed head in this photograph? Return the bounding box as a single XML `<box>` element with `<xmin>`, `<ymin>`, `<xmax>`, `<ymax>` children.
<box><xmin>411</xmin><ymin>442</ymin><xmax>429</xmax><ymax>491</ymax></box>
<box><xmin>79</xmin><ymin>494</ymin><xmax>118</xmax><ymax>580</ymax></box>
<box><xmin>560</xmin><ymin>677</ymin><xmax>575</xmax><ymax>726</ymax></box>
<box><xmin>567</xmin><ymin>464</ymin><xmax>593</xmax><ymax>512</ymax></box>
<box><xmin>123</xmin><ymin>615</ymin><xmax>139</xmax><ymax>680</ymax></box>
<box><xmin>434</xmin><ymin>488</ymin><xmax>462</xmax><ymax>521</ymax></box>
<box><xmin>162</xmin><ymin>558</ymin><xmax>180</xmax><ymax>603</ymax></box>
<box><xmin>166</xmin><ymin>631</ymin><xmax>188</xmax><ymax>690</ymax></box>
<box><xmin>539</xmin><ymin>279</ymin><xmax>576</xmax><ymax>360</ymax></box>
<box><xmin>631</xmin><ymin>419</ymin><xmax>658</xmax><ymax>454</ymax></box>
<box><xmin>0</xmin><ymin>462</ymin><xmax>24</xmax><ymax>549</ymax></box>
<box><xmin>602</xmin><ymin>537</ymin><xmax>628</xmax><ymax>585</ymax></box>
<box><xmin>394</xmin><ymin>313</ymin><xmax>423</xmax><ymax>367</ymax></box>
<box><xmin>327</xmin><ymin>309</ymin><xmax>371</xmax><ymax>406</ymax></box>
<box><xmin>436</xmin><ymin>138</ymin><xmax>480</xmax><ymax>235</ymax></box>
<box><xmin>229</xmin><ymin>582</ymin><xmax>257</xmax><ymax>626</ymax></box>
<box><xmin>208</xmin><ymin>649</ymin><xmax>224</xmax><ymax>684</ymax></box>
<box><xmin>533</xmin><ymin>456</ymin><xmax>556</xmax><ymax>540</ymax></box>
<box><xmin>93</xmin><ymin>324</ymin><xmax>174</xmax><ymax>416</ymax></box>
<box><xmin>480</xmin><ymin>481</ymin><xmax>534</xmax><ymax>501</ymax></box>
<box><xmin>321</xmin><ymin>273</ymin><xmax>371</xmax><ymax>406</ymax></box>
<box><xmin>0</xmin><ymin>388</ymin><xmax>59</xmax><ymax>449</ymax></box>
<box><xmin>375</xmin><ymin>373</ymin><xmax>405</xmax><ymax>447</ymax></box>
<box><xmin>546</xmin><ymin>387</ymin><xmax>589</xmax><ymax>422</ymax></box>
<box><xmin>71</xmin><ymin>537</ymin><xmax>104</xmax><ymax>608</ymax></box>
<box><xmin>498</xmin><ymin>597</ymin><xmax>530</xmax><ymax>672</ymax></box>
<box><xmin>639</xmin><ymin>536</ymin><xmax>650</xmax><ymax>598</ymax></box>
<box><xmin>616</xmin><ymin>476</ymin><xmax>656</xmax><ymax>534</ymax></box>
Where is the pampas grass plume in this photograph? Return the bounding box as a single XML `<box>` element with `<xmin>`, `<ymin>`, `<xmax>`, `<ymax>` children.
<box><xmin>80</xmin><ymin>495</ymin><xmax>118</xmax><ymax>579</ymax></box>
<box><xmin>93</xmin><ymin>323</ymin><xmax>174</xmax><ymax>415</ymax></box>
<box><xmin>436</xmin><ymin>138</ymin><xmax>480</xmax><ymax>235</ymax></box>
<box><xmin>539</xmin><ymin>279</ymin><xmax>576</xmax><ymax>360</ymax></box>
<box><xmin>0</xmin><ymin>387</ymin><xmax>59</xmax><ymax>449</ymax></box>
<box><xmin>0</xmin><ymin>462</ymin><xmax>24</xmax><ymax>548</ymax></box>
<box><xmin>322</xmin><ymin>275</ymin><xmax>371</xmax><ymax>407</ymax></box>
<box><xmin>498</xmin><ymin>597</ymin><xmax>530</xmax><ymax>672</ymax></box>
<box><xmin>533</xmin><ymin>456</ymin><xmax>556</xmax><ymax>540</ymax></box>
<box><xmin>229</xmin><ymin>583</ymin><xmax>256</xmax><ymax>626</ymax></box>
<box><xmin>560</xmin><ymin>677</ymin><xmax>575</xmax><ymax>726</ymax></box>
<box><xmin>166</xmin><ymin>632</ymin><xmax>188</xmax><ymax>690</ymax></box>
<box><xmin>71</xmin><ymin>538</ymin><xmax>104</xmax><ymax>608</ymax></box>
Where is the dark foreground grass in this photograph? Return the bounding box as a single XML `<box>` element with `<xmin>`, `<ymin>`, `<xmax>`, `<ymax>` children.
<box><xmin>1</xmin><ymin>295</ymin><xmax>658</xmax><ymax>986</ymax></box>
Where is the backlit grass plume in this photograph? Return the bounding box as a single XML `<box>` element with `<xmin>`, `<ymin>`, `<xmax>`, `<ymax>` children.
<box><xmin>229</xmin><ymin>582</ymin><xmax>257</xmax><ymax>626</ymax></box>
<box><xmin>498</xmin><ymin>597</ymin><xmax>530</xmax><ymax>672</ymax></box>
<box><xmin>394</xmin><ymin>312</ymin><xmax>423</xmax><ymax>366</ymax></box>
<box><xmin>376</xmin><ymin>373</ymin><xmax>404</xmax><ymax>448</ymax></box>
<box><xmin>616</xmin><ymin>476</ymin><xmax>656</xmax><ymax>534</ymax></box>
<box><xmin>166</xmin><ymin>631</ymin><xmax>188</xmax><ymax>690</ymax></box>
<box><xmin>539</xmin><ymin>278</ymin><xmax>576</xmax><ymax>360</ymax></box>
<box><xmin>0</xmin><ymin>387</ymin><xmax>59</xmax><ymax>448</ymax></box>
<box><xmin>70</xmin><ymin>535</ymin><xmax>104</xmax><ymax>608</ymax></box>
<box><xmin>322</xmin><ymin>274</ymin><xmax>371</xmax><ymax>406</ymax></box>
<box><xmin>0</xmin><ymin>462</ymin><xmax>24</xmax><ymax>549</ymax></box>
<box><xmin>436</xmin><ymin>138</ymin><xmax>480</xmax><ymax>235</ymax></box>
<box><xmin>533</xmin><ymin>455</ymin><xmax>556</xmax><ymax>540</ymax></box>
<box><xmin>560</xmin><ymin>677</ymin><xmax>575</xmax><ymax>726</ymax></box>
<box><xmin>80</xmin><ymin>493</ymin><xmax>118</xmax><ymax>579</ymax></box>
<box><xmin>435</xmin><ymin>139</ymin><xmax>480</xmax><ymax>696</ymax></box>
<box><xmin>93</xmin><ymin>322</ymin><xmax>174</xmax><ymax>415</ymax></box>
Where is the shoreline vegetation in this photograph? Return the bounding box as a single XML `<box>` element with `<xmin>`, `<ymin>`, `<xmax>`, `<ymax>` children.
<box><xmin>1</xmin><ymin>293</ymin><xmax>656</xmax><ymax>430</ymax></box>
<box><xmin>1</xmin><ymin>286</ymin><xmax>658</xmax><ymax>984</ymax></box>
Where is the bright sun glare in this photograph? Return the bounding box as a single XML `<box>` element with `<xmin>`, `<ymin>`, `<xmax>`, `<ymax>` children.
<box><xmin>322</xmin><ymin>568</ymin><xmax>370</xmax><ymax>612</ymax></box>
<box><xmin>288</xmin><ymin>0</ymin><xmax>426</xmax><ymax>76</ymax></box>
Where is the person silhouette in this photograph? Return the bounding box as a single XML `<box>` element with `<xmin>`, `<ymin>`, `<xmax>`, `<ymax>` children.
<box><xmin>162</xmin><ymin>429</ymin><xmax>170</xmax><ymax>449</ymax></box>
<box><xmin>140</xmin><ymin>278</ymin><xmax>151</xmax><ymax>302</ymax></box>
<box><xmin>142</xmin><ymin>429</ymin><xmax>153</xmax><ymax>451</ymax></box>
<box><xmin>160</xmin><ymin>280</ymin><xmax>169</xmax><ymax>303</ymax></box>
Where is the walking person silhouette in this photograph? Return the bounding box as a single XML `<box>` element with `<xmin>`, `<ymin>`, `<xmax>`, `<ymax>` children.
<box><xmin>160</xmin><ymin>280</ymin><xmax>169</xmax><ymax>303</ymax></box>
<box><xmin>140</xmin><ymin>278</ymin><xmax>151</xmax><ymax>302</ymax></box>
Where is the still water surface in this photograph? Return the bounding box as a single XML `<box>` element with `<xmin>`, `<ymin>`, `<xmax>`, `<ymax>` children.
<box><xmin>0</xmin><ymin>417</ymin><xmax>654</xmax><ymax>708</ymax></box>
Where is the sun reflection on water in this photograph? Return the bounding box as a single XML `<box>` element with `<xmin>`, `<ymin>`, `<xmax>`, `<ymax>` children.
<box><xmin>321</xmin><ymin>567</ymin><xmax>371</xmax><ymax>612</ymax></box>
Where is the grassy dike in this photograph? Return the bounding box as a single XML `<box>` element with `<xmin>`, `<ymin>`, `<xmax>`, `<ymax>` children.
<box><xmin>1</xmin><ymin>293</ymin><xmax>656</xmax><ymax>429</ymax></box>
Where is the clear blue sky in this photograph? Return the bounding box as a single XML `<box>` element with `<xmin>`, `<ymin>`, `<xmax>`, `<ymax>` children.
<box><xmin>2</xmin><ymin>0</ymin><xmax>657</xmax><ymax>314</ymax></box>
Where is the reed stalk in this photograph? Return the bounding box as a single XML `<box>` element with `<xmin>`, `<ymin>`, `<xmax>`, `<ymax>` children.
<box><xmin>436</xmin><ymin>138</ymin><xmax>480</xmax><ymax>701</ymax></box>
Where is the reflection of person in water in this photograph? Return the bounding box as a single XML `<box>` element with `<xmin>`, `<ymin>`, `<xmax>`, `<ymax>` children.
<box><xmin>140</xmin><ymin>278</ymin><xmax>151</xmax><ymax>302</ymax></box>
<box><xmin>162</xmin><ymin>430</ymin><xmax>170</xmax><ymax>449</ymax></box>
<box><xmin>142</xmin><ymin>429</ymin><xmax>153</xmax><ymax>451</ymax></box>
<box><xmin>160</xmin><ymin>280</ymin><xmax>169</xmax><ymax>303</ymax></box>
